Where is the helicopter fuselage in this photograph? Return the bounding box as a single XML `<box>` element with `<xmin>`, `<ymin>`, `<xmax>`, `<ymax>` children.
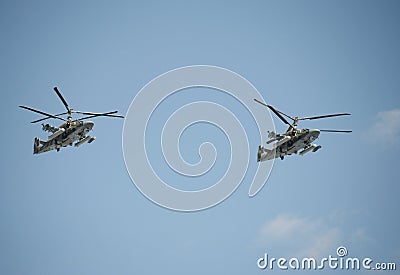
<box><xmin>33</xmin><ymin>120</ymin><xmax>95</xmax><ymax>154</ymax></box>
<box><xmin>258</xmin><ymin>129</ymin><xmax>322</xmax><ymax>161</ymax></box>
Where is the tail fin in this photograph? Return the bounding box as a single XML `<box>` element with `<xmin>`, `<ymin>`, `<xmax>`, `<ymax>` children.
<box><xmin>257</xmin><ymin>145</ymin><xmax>273</xmax><ymax>162</ymax></box>
<box><xmin>33</xmin><ymin>137</ymin><xmax>40</xmax><ymax>154</ymax></box>
<box><xmin>257</xmin><ymin>146</ymin><xmax>262</xmax><ymax>162</ymax></box>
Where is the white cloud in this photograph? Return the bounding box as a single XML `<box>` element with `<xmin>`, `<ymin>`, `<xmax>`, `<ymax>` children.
<box><xmin>297</xmin><ymin>227</ymin><xmax>341</xmax><ymax>258</ymax></box>
<box><xmin>366</xmin><ymin>109</ymin><xmax>400</xmax><ymax>147</ymax></box>
<box><xmin>258</xmin><ymin>212</ymin><xmax>372</xmax><ymax>259</ymax></box>
<box><xmin>259</xmin><ymin>214</ymin><xmax>338</xmax><ymax>258</ymax></box>
<box><xmin>260</xmin><ymin>214</ymin><xmax>314</xmax><ymax>240</ymax></box>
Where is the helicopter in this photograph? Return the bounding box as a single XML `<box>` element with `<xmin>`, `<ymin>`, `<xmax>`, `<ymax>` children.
<box><xmin>20</xmin><ymin>87</ymin><xmax>124</xmax><ymax>154</ymax></box>
<box><xmin>254</xmin><ymin>99</ymin><xmax>352</xmax><ymax>161</ymax></box>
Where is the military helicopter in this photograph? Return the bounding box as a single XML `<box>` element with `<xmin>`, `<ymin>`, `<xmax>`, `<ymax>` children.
<box><xmin>20</xmin><ymin>87</ymin><xmax>124</xmax><ymax>154</ymax></box>
<box><xmin>254</xmin><ymin>99</ymin><xmax>351</xmax><ymax>161</ymax></box>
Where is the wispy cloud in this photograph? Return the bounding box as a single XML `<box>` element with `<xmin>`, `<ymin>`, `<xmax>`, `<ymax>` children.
<box><xmin>297</xmin><ymin>227</ymin><xmax>341</xmax><ymax>258</ymax></box>
<box><xmin>257</xmin><ymin>212</ymin><xmax>371</xmax><ymax>258</ymax></box>
<box><xmin>260</xmin><ymin>214</ymin><xmax>315</xmax><ymax>240</ymax></box>
<box><xmin>365</xmin><ymin>109</ymin><xmax>400</xmax><ymax>147</ymax></box>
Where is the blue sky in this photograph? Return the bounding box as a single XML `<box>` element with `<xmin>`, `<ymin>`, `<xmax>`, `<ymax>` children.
<box><xmin>1</xmin><ymin>0</ymin><xmax>399</xmax><ymax>274</ymax></box>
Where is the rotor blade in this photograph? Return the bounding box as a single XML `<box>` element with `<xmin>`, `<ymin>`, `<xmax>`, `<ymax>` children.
<box><xmin>74</xmin><ymin>110</ymin><xmax>124</xmax><ymax>118</ymax></box>
<box><xmin>53</xmin><ymin>87</ymin><xmax>71</xmax><ymax>112</ymax></box>
<box><xmin>78</xmin><ymin>111</ymin><xmax>124</xmax><ymax>120</ymax></box>
<box><xmin>73</xmin><ymin>110</ymin><xmax>118</xmax><ymax>116</ymax></box>
<box><xmin>30</xmin><ymin>111</ymin><xmax>68</xmax><ymax>123</ymax></box>
<box><xmin>79</xmin><ymin>114</ymin><xmax>124</xmax><ymax>120</ymax></box>
<box><xmin>320</xmin><ymin>129</ymin><xmax>352</xmax><ymax>133</ymax></box>
<box><xmin>253</xmin><ymin>98</ymin><xmax>269</xmax><ymax>107</ymax></box>
<box><xmin>276</xmin><ymin>109</ymin><xmax>296</xmax><ymax>120</ymax></box>
<box><xmin>267</xmin><ymin>105</ymin><xmax>292</xmax><ymax>126</ymax></box>
<box><xmin>80</xmin><ymin>114</ymin><xmax>124</xmax><ymax>119</ymax></box>
<box><xmin>299</xmin><ymin>113</ymin><xmax>351</xmax><ymax>120</ymax></box>
<box><xmin>19</xmin><ymin>105</ymin><xmax>67</xmax><ymax>122</ymax></box>
<box><xmin>253</xmin><ymin>99</ymin><xmax>295</xmax><ymax>124</ymax></box>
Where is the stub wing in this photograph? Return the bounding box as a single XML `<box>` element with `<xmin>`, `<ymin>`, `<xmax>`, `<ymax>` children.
<box><xmin>257</xmin><ymin>146</ymin><xmax>275</xmax><ymax>162</ymax></box>
<box><xmin>299</xmin><ymin>144</ymin><xmax>321</xmax><ymax>156</ymax></box>
<box><xmin>33</xmin><ymin>137</ymin><xmax>53</xmax><ymax>154</ymax></box>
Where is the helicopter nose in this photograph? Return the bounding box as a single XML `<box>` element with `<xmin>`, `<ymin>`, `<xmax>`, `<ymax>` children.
<box><xmin>84</xmin><ymin>121</ymin><xmax>94</xmax><ymax>130</ymax></box>
<box><xmin>310</xmin><ymin>129</ymin><xmax>320</xmax><ymax>138</ymax></box>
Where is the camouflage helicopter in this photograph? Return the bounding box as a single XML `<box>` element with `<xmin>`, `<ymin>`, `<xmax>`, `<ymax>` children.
<box><xmin>254</xmin><ymin>99</ymin><xmax>351</xmax><ymax>161</ymax></box>
<box><xmin>20</xmin><ymin>87</ymin><xmax>124</xmax><ymax>154</ymax></box>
